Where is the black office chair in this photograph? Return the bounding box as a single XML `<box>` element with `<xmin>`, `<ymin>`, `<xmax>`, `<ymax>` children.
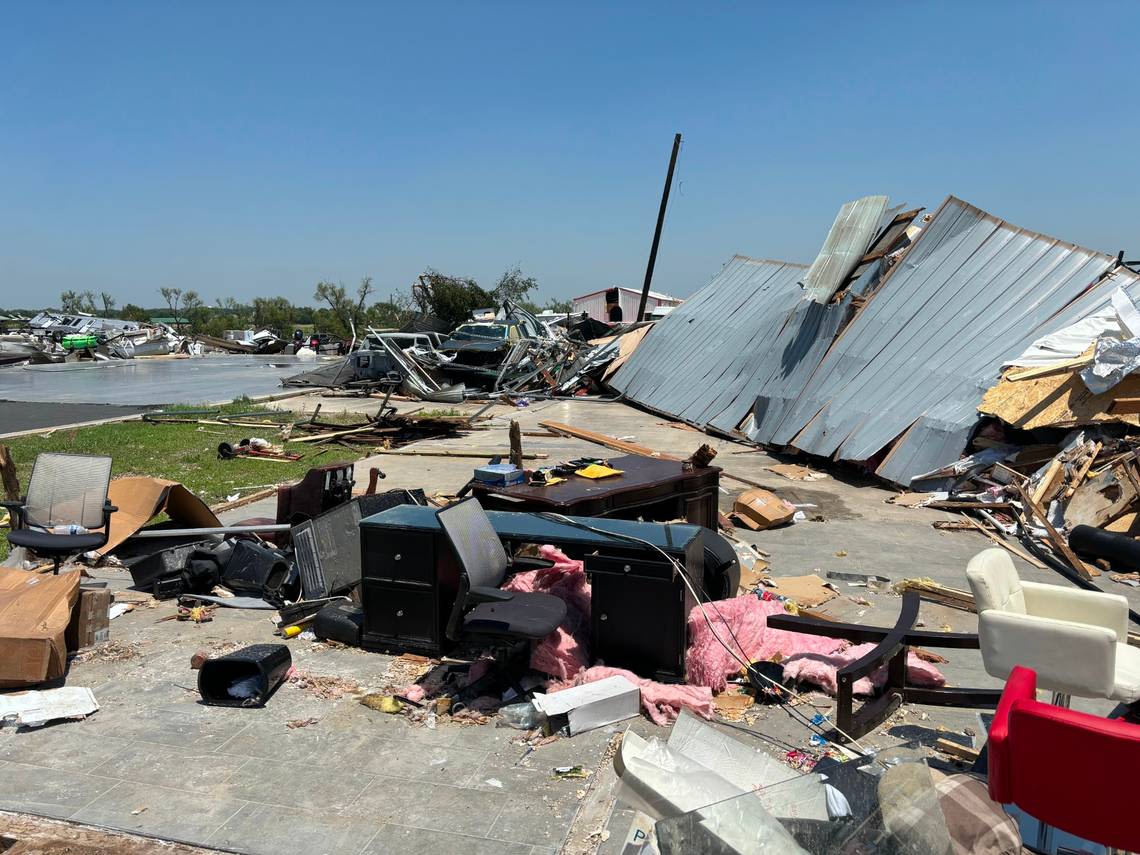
<box><xmin>3</xmin><ymin>453</ymin><xmax>116</xmax><ymax>574</ymax></box>
<box><xmin>437</xmin><ymin>498</ymin><xmax>566</xmax><ymax>702</ymax></box>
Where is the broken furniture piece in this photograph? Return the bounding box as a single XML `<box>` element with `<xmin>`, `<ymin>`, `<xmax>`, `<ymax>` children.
<box><xmin>275</xmin><ymin>462</ymin><xmax>354</xmax><ymax>525</ymax></box>
<box><xmin>436</xmin><ymin>498</ymin><xmax>566</xmax><ymax>703</ymax></box>
<box><xmin>990</xmin><ymin>665</ymin><xmax>1140</xmax><ymax>852</ymax></box>
<box><xmin>966</xmin><ymin>547</ymin><xmax>1140</xmax><ymax>705</ymax></box>
<box><xmin>359</xmin><ymin>505</ymin><xmax>704</xmax><ymax>674</ymax></box>
<box><xmin>470</xmin><ymin>453</ymin><xmax>722</xmax><ymax>529</ymax></box>
<box><xmin>767</xmin><ymin>591</ymin><xmax>1000</xmax><ymax>741</ymax></box>
<box><xmin>3</xmin><ymin>453</ymin><xmax>116</xmax><ymax>574</ymax></box>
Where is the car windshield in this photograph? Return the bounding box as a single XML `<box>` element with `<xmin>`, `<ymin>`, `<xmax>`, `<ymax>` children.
<box><xmin>450</xmin><ymin>323</ymin><xmax>508</xmax><ymax>341</ymax></box>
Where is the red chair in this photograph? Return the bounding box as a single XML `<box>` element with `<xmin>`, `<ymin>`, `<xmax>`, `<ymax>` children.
<box><xmin>989</xmin><ymin>665</ymin><xmax>1140</xmax><ymax>852</ymax></box>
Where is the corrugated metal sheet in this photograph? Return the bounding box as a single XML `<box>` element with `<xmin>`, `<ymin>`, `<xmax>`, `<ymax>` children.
<box><xmin>571</xmin><ymin>288</ymin><xmax>681</xmax><ymax>322</ymax></box>
<box><xmin>800</xmin><ymin>195</ymin><xmax>889</xmax><ymax>303</ymax></box>
<box><xmin>609</xmin><ymin>256</ymin><xmax>807</xmax><ymax>428</ymax></box>
<box><xmin>572</xmin><ymin>292</ymin><xmax>608</xmax><ymax>321</ymax></box>
<box><xmin>755</xmin><ymin>196</ymin><xmax>1140</xmax><ymax>484</ymax></box>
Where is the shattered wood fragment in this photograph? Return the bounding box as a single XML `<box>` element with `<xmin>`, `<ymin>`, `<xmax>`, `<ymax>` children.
<box><xmin>1031</xmin><ymin>458</ymin><xmax>1065</xmax><ymax>506</ymax></box>
<box><xmin>1066</xmin><ymin>465</ymin><xmax>1138</xmax><ymax>529</ymax></box>
<box><xmin>0</xmin><ymin>445</ymin><xmax>19</xmax><ymax>501</ymax></box>
<box><xmin>1064</xmin><ymin>442</ymin><xmax>1102</xmax><ymax>499</ymax></box>
<box><xmin>962</xmin><ymin>516</ymin><xmax>1047</xmax><ymax>570</ymax></box>
<box><xmin>1015</xmin><ymin>484</ymin><xmax>1096</xmax><ymax>580</ymax></box>
<box><xmin>765</xmin><ymin>463</ymin><xmax>828</xmax><ymax>481</ymax></box>
<box><xmin>980</xmin><ymin>367</ymin><xmax>1140</xmax><ymax>430</ymax></box>
<box><xmin>934</xmin><ymin>738</ymin><xmax>980</xmax><ymax>762</ymax></box>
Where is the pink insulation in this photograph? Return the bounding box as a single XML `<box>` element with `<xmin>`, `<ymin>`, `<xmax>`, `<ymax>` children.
<box><xmin>502</xmin><ymin>545</ymin><xmax>592</xmax><ymax>680</ymax></box>
<box><xmin>549</xmin><ymin>665</ymin><xmax>714</xmax><ymax>726</ymax></box>
<box><xmin>685</xmin><ymin>596</ymin><xmax>847</xmax><ymax>692</ymax></box>
<box><xmin>782</xmin><ymin>643</ymin><xmax>947</xmax><ymax>696</ymax></box>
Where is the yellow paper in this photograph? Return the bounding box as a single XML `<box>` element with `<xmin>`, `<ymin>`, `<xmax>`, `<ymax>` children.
<box><xmin>575</xmin><ymin>464</ymin><xmax>624</xmax><ymax>479</ymax></box>
<box><xmin>542</xmin><ymin>476</ymin><xmax>567</xmax><ymax>486</ymax></box>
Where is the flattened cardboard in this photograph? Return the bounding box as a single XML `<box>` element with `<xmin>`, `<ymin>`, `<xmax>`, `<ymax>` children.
<box><xmin>0</xmin><ymin>686</ymin><xmax>98</xmax><ymax>727</ymax></box>
<box><xmin>732</xmin><ymin>488</ymin><xmax>795</xmax><ymax>530</ymax></box>
<box><xmin>0</xmin><ymin>567</ymin><xmax>80</xmax><ymax>687</ymax></box>
<box><xmin>770</xmin><ymin>573</ymin><xmax>838</xmax><ymax>608</ymax></box>
<box><xmin>100</xmin><ymin>477</ymin><xmax>221</xmax><ymax>555</ymax></box>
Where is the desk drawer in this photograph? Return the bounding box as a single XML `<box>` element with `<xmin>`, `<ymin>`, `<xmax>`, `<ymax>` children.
<box><xmin>362</xmin><ymin>581</ymin><xmax>437</xmax><ymax>643</ymax></box>
<box><xmin>361</xmin><ymin>528</ymin><xmax>435</xmax><ymax>584</ymax></box>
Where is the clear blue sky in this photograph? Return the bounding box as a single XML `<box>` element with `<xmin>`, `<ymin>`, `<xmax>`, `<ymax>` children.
<box><xmin>3</xmin><ymin>1</ymin><xmax>1138</xmax><ymax>308</ymax></box>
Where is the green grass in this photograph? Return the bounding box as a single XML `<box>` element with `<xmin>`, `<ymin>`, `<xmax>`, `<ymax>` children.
<box><xmin>0</xmin><ymin>399</ymin><xmax>355</xmax><ymax>559</ymax></box>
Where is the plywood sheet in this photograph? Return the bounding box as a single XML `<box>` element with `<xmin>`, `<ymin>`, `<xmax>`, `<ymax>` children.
<box><xmin>979</xmin><ymin>370</ymin><xmax>1140</xmax><ymax>430</ymax></box>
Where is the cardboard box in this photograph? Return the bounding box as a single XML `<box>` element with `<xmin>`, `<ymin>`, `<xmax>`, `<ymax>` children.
<box><xmin>732</xmin><ymin>488</ymin><xmax>795</xmax><ymax>530</ymax></box>
<box><xmin>66</xmin><ymin>588</ymin><xmax>112</xmax><ymax>651</ymax></box>
<box><xmin>0</xmin><ymin>568</ymin><xmax>80</xmax><ymax>687</ymax></box>
<box><xmin>531</xmin><ymin>675</ymin><xmax>640</xmax><ymax>735</ymax></box>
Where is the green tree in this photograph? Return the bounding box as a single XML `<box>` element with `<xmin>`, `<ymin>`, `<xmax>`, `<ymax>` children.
<box><xmin>313</xmin><ymin>276</ymin><xmax>375</xmax><ymax>337</ymax></box>
<box><xmin>81</xmin><ymin>290</ymin><xmax>97</xmax><ymax>313</ymax></box>
<box><xmin>99</xmin><ymin>292</ymin><xmax>116</xmax><ymax>317</ymax></box>
<box><xmin>59</xmin><ymin>290</ymin><xmax>82</xmax><ymax>313</ymax></box>
<box><xmin>544</xmin><ymin>298</ymin><xmax>573</xmax><ymax>313</ymax></box>
<box><xmin>412</xmin><ymin>270</ymin><xmax>493</xmax><ymax>329</ymax></box>
<box><xmin>181</xmin><ymin>290</ymin><xmax>207</xmax><ymax>330</ymax></box>
<box><xmin>367</xmin><ymin>291</ymin><xmax>414</xmax><ymax>329</ymax></box>
<box><xmin>491</xmin><ymin>265</ymin><xmax>538</xmax><ymax>306</ymax></box>
<box><xmin>159</xmin><ymin>287</ymin><xmax>183</xmax><ymax>321</ymax></box>
<box><xmin>252</xmin><ymin>296</ymin><xmax>295</xmax><ymax>333</ymax></box>
<box><xmin>120</xmin><ymin>303</ymin><xmax>150</xmax><ymax>322</ymax></box>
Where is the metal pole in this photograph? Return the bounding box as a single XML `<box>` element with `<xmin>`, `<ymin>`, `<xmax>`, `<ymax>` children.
<box><xmin>129</xmin><ymin>524</ymin><xmax>293</xmax><ymax>538</ymax></box>
<box><xmin>636</xmin><ymin>133</ymin><xmax>682</xmax><ymax>322</ymax></box>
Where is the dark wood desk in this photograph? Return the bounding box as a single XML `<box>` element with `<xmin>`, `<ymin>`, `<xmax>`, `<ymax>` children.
<box><xmin>470</xmin><ymin>454</ymin><xmax>721</xmax><ymax>529</ymax></box>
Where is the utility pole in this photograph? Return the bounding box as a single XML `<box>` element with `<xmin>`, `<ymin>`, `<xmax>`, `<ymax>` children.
<box><xmin>636</xmin><ymin>132</ymin><xmax>682</xmax><ymax>322</ymax></box>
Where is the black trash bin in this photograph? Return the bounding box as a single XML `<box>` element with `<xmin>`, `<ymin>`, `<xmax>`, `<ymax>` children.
<box><xmin>198</xmin><ymin>643</ymin><xmax>292</xmax><ymax>707</ymax></box>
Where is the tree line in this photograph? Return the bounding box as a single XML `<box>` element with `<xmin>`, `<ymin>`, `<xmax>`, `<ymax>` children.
<box><xmin>13</xmin><ymin>268</ymin><xmax>575</xmax><ymax>340</ymax></box>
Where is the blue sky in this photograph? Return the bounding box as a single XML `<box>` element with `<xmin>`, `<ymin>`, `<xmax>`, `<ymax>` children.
<box><xmin>3</xmin><ymin>1</ymin><xmax>1138</xmax><ymax>307</ymax></box>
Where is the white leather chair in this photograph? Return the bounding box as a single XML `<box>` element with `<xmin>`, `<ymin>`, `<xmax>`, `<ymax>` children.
<box><xmin>966</xmin><ymin>548</ymin><xmax>1140</xmax><ymax>705</ymax></box>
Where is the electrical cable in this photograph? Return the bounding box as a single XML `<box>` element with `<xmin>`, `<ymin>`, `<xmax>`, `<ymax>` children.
<box><xmin>534</xmin><ymin>512</ymin><xmax>876</xmax><ymax>758</ymax></box>
<box><xmin>1012</xmin><ymin>507</ymin><xmax>1140</xmax><ymax>626</ymax></box>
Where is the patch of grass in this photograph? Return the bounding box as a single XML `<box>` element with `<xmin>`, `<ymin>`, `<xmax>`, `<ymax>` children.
<box><xmin>0</xmin><ymin>399</ymin><xmax>353</xmax><ymax>560</ymax></box>
<box><xmin>416</xmin><ymin>408</ymin><xmax>463</xmax><ymax>418</ymax></box>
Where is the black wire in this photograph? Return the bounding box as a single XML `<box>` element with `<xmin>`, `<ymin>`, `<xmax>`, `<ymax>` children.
<box><xmin>533</xmin><ymin>512</ymin><xmax>864</xmax><ymax>754</ymax></box>
<box><xmin>1013</xmin><ymin>507</ymin><xmax>1140</xmax><ymax>625</ymax></box>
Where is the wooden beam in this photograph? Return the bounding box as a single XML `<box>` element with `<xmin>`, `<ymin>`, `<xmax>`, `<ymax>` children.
<box><xmin>934</xmin><ymin>738</ymin><xmax>980</xmax><ymax>762</ymax></box>
<box><xmin>1016</xmin><ymin>483</ymin><xmax>1096</xmax><ymax>580</ymax></box>
<box><xmin>0</xmin><ymin>445</ymin><xmax>19</xmax><ymax>501</ymax></box>
<box><xmin>538</xmin><ymin>420</ymin><xmax>771</xmax><ymax>489</ymax></box>
<box><xmin>1064</xmin><ymin>442</ymin><xmax>1101</xmax><ymax>499</ymax></box>
<box><xmin>963</xmin><ymin>516</ymin><xmax>1047</xmax><ymax>570</ymax></box>
<box><xmin>1031</xmin><ymin>458</ymin><xmax>1065</xmax><ymax>506</ymax></box>
<box><xmin>1109</xmin><ymin>397</ymin><xmax>1140</xmax><ymax>415</ymax></box>
<box><xmin>1005</xmin><ymin>355</ymin><xmax>1093</xmax><ymax>382</ymax></box>
<box><xmin>538</xmin><ymin>421</ymin><xmax>681</xmax><ymax>460</ymax></box>
<box><xmin>370</xmin><ymin>449</ymin><xmax>547</xmax><ymax>460</ymax></box>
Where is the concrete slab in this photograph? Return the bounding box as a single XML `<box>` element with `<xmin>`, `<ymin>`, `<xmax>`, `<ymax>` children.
<box><xmin>3</xmin><ymin>394</ymin><xmax>1131</xmax><ymax>851</ymax></box>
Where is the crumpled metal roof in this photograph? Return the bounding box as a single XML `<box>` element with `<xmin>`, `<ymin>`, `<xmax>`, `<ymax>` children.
<box><xmin>613</xmin><ymin>193</ymin><xmax>1140</xmax><ymax>486</ymax></box>
<box><xmin>608</xmin><ymin>256</ymin><xmax>806</xmax><ymax>429</ymax></box>
<box><xmin>749</xmin><ymin>195</ymin><xmax>1140</xmax><ymax>484</ymax></box>
<box><xmin>800</xmin><ymin>195</ymin><xmax>889</xmax><ymax>304</ymax></box>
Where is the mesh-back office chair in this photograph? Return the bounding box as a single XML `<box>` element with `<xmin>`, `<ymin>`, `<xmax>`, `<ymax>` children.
<box><xmin>3</xmin><ymin>453</ymin><xmax>116</xmax><ymax>573</ymax></box>
<box><xmin>437</xmin><ymin>499</ymin><xmax>566</xmax><ymax>700</ymax></box>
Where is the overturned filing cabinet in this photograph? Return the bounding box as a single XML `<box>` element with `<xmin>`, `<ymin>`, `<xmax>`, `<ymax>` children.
<box><xmin>359</xmin><ymin>505</ymin><xmax>704</xmax><ymax>676</ymax></box>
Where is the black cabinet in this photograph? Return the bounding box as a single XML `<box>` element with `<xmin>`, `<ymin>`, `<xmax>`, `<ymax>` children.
<box><xmin>359</xmin><ymin>524</ymin><xmax>459</xmax><ymax>656</ymax></box>
<box><xmin>586</xmin><ymin>554</ymin><xmax>694</xmax><ymax>683</ymax></box>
